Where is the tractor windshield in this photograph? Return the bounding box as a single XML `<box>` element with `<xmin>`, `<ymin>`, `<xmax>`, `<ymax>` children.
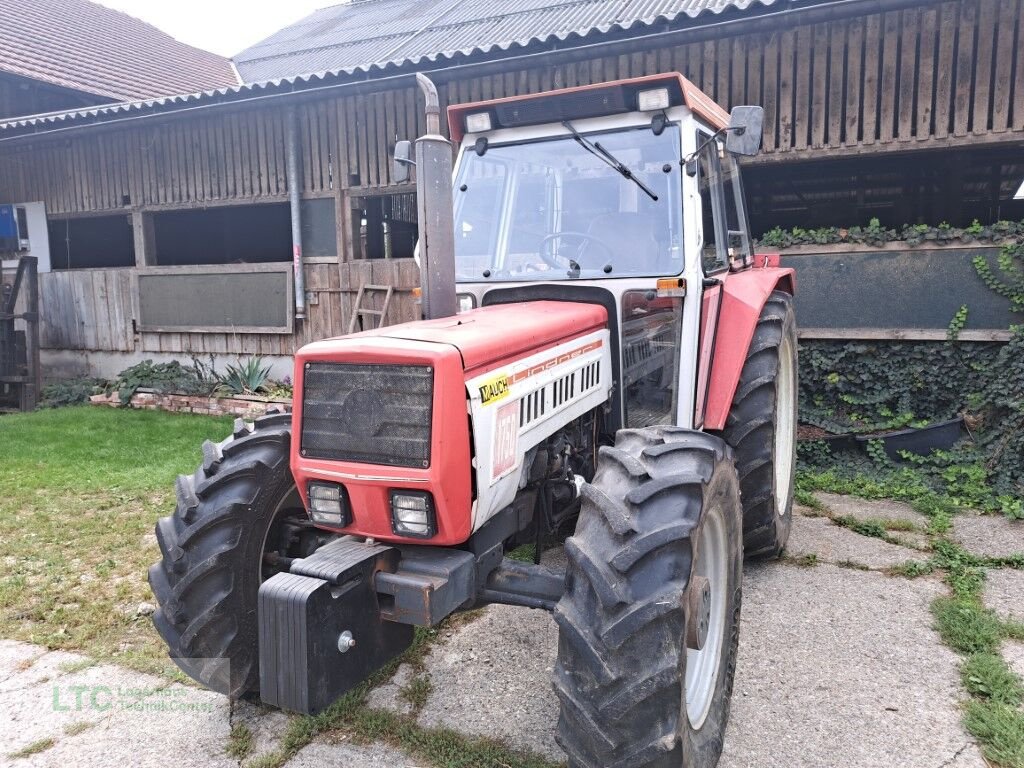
<box><xmin>453</xmin><ymin>124</ymin><xmax>683</xmax><ymax>281</ymax></box>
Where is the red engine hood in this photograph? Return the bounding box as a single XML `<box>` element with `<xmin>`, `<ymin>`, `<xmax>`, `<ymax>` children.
<box><xmin>347</xmin><ymin>300</ymin><xmax>607</xmax><ymax>376</ymax></box>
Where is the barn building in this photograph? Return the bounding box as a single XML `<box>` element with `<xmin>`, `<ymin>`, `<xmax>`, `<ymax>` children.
<box><xmin>1</xmin><ymin>0</ymin><xmax>1022</xmax><ymax>382</ymax></box>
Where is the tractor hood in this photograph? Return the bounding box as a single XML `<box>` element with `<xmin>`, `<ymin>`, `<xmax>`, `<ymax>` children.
<box><xmin>291</xmin><ymin>299</ymin><xmax>611</xmax><ymax>546</ymax></box>
<box><xmin>345</xmin><ymin>300</ymin><xmax>608</xmax><ymax>377</ymax></box>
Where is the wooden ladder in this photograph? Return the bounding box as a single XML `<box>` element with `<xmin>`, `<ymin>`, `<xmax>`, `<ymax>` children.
<box><xmin>347</xmin><ymin>283</ymin><xmax>394</xmax><ymax>333</ymax></box>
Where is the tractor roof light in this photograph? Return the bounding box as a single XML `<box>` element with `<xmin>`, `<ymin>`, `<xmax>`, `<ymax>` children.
<box><xmin>638</xmin><ymin>87</ymin><xmax>670</xmax><ymax>112</ymax></box>
<box><xmin>464</xmin><ymin>111</ymin><xmax>493</xmax><ymax>134</ymax></box>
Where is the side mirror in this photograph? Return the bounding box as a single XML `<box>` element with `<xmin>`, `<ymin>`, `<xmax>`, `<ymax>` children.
<box><xmin>392</xmin><ymin>140</ymin><xmax>415</xmax><ymax>184</ymax></box>
<box><xmin>725</xmin><ymin>106</ymin><xmax>764</xmax><ymax>157</ymax></box>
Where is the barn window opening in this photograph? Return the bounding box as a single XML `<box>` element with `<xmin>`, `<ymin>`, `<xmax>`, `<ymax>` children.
<box><xmin>48</xmin><ymin>214</ymin><xmax>135</xmax><ymax>269</ymax></box>
<box><xmin>153</xmin><ymin>203</ymin><xmax>291</xmax><ymax>266</ymax></box>
<box><xmin>351</xmin><ymin>192</ymin><xmax>417</xmax><ymax>260</ymax></box>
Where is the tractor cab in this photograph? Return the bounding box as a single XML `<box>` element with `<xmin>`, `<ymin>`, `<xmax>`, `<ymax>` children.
<box><xmin>440</xmin><ymin>74</ymin><xmax>764</xmax><ymax>433</ymax></box>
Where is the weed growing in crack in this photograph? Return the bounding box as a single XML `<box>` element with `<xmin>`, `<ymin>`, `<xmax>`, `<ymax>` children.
<box><xmin>962</xmin><ymin>653</ymin><xmax>1024</xmax><ymax>706</ymax></box>
<box><xmin>399</xmin><ymin>674</ymin><xmax>433</xmax><ymax>713</ymax></box>
<box><xmin>888</xmin><ymin>560</ymin><xmax>935</xmax><ymax>578</ymax></box>
<box><xmin>7</xmin><ymin>738</ymin><xmax>55</xmax><ymax>759</ymax></box>
<box><xmin>225</xmin><ymin>722</ymin><xmax>254</xmax><ymax>760</ymax></box>
<box><xmin>963</xmin><ymin>701</ymin><xmax>1024</xmax><ymax>767</ymax></box>
<box><xmin>781</xmin><ymin>553</ymin><xmax>818</xmax><ymax>567</ymax></box>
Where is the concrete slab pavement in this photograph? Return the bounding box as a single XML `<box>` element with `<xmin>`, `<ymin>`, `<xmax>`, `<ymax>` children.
<box><xmin>783</xmin><ymin>513</ymin><xmax>928</xmax><ymax>570</ymax></box>
<box><xmin>984</xmin><ymin>567</ymin><xmax>1024</xmax><ymax>624</ymax></box>
<box><xmin>953</xmin><ymin>514</ymin><xmax>1024</xmax><ymax>559</ymax></box>
<box><xmin>3</xmin><ymin>494</ymin><xmax>1009</xmax><ymax>768</ymax></box>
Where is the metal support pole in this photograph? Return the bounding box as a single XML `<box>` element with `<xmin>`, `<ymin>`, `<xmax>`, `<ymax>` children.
<box><xmin>23</xmin><ymin>256</ymin><xmax>40</xmax><ymax>411</ymax></box>
<box><xmin>414</xmin><ymin>73</ymin><xmax>458</xmax><ymax>320</ymax></box>
<box><xmin>286</xmin><ymin>108</ymin><xmax>307</xmax><ymax>320</ymax></box>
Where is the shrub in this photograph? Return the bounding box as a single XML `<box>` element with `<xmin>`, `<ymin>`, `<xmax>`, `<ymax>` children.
<box><xmin>39</xmin><ymin>377</ymin><xmax>105</xmax><ymax>408</ymax></box>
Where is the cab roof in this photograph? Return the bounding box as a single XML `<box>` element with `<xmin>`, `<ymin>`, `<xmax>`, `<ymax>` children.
<box><xmin>446</xmin><ymin>72</ymin><xmax>729</xmax><ymax>143</ymax></box>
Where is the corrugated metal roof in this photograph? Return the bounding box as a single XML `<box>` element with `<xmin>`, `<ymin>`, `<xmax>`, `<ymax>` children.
<box><xmin>0</xmin><ymin>0</ymin><xmax>239</xmax><ymax>102</ymax></box>
<box><xmin>234</xmin><ymin>0</ymin><xmax>781</xmax><ymax>82</ymax></box>
<box><xmin>0</xmin><ymin>0</ymin><xmax>801</xmax><ymax>139</ymax></box>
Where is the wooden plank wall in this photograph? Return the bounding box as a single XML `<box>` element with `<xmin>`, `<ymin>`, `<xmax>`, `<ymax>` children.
<box><xmin>3</xmin><ymin>0</ymin><xmax>1023</xmax><ymax>359</ymax></box>
<box><xmin>3</xmin><ymin>0</ymin><xmax>1021</xmax><ymax>217</ymax></box>
<box><xmin>35</xmin><ymin>260</ymin><xmax>420</xmax><ymax>356</ymax></box>
<box><xmin>0</xmin><ymin>102</ymin><xmax>336</xmax><ymax>215</ymax></box>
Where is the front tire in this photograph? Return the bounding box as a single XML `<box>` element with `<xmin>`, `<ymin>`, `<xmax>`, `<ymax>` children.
<box><xmin>719</xmin><ymin>290</ymin><xmax>797</xmax><ymax>559</ymax></box>
<box><xmin>553</xmin><ymin>427</ymin><xmax>743</xmax><ymax>768</ymax></box>
<box><xmin>149</xmin><ymin>411</ymin><xmax>311</xmax><ymax>698</ymax></box>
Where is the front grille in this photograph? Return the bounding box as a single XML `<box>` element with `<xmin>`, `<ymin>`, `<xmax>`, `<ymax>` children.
<box><xmin>301</xmin><ymin>363</ymin><xmax>433</xmax><ymax>468</ymax></box>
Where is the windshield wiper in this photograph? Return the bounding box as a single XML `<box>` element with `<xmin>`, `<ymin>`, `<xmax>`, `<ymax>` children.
<box><xmin>562</xmin><ymin>121</ymin><xmax>658</xmax><ymax>201</ymax></box>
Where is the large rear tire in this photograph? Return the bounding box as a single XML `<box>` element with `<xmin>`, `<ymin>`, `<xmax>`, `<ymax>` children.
<box><xmin>719</xmin><ymin>290</ymin><xmax>797</xmax><ymax>559</ymax></box>
<box><xmin>149</xmin><ymin>412</ymin><xmax>311</xmax><ymax>698</ymax></box>
<box><xmin>553</xmin><ymin>427</ymin><xmax>743</xmax><ymax>768</ymax></box>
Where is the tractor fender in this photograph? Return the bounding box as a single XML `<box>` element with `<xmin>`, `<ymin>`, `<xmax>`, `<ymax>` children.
<box><xmin>702</xmin><ymin>263</ymin><xmax>796</xmax><ymax>431</ymax></box>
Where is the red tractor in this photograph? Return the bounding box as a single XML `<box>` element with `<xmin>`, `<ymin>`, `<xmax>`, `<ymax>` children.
<box><xmin>150</xmin><ymin>72</ymin><xmax>796</xmax><ymax>768</ymax></box>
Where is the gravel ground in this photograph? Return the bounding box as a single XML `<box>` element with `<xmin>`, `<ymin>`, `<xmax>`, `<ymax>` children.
<box><xmin>2</xmin><ymin>498</ymin><xmax>1015</xmax><ymax>768</ymax></box>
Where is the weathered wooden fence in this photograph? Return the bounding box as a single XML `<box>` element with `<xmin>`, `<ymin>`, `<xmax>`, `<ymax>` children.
<box><xmin>37</xmin><ymin>259</ymin><xmax>421</xmax><ymax>357</ymax></box>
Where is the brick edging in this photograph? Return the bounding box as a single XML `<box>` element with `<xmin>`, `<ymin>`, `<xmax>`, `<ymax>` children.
<box><xmin>89</xmin><ymin>390</ymin><xmax>292</xmax><ymax>417</ymax></box>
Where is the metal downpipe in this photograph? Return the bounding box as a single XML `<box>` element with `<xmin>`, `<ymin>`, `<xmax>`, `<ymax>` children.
<box><xmin>286</xmin><ymin>107</ymin><xmax>306</xmax><ymax>320</ymax></box>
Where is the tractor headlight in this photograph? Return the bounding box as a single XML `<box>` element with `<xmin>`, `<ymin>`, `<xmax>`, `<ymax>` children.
<box><xmin>308</xmin><ymin>482</ymin><xmax>350</xmax><ymax>527</ymax></box>
<box><xmin>390</xmin><ymin>490</ymin><xmax>436</xmax><ymax>538</ymax></box>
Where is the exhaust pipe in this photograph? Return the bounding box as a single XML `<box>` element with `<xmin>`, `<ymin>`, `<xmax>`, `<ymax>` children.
<box><xmin>413</xmin><ymin>73</ymin><xmax>457</xmax><ymax>320</ymax></box>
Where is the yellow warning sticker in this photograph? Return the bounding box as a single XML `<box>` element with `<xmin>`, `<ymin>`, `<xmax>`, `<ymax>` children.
<box><xmin>478</xmin><ymin>374</ymin><xmax>511</xmax><ymax>405</ymax></box>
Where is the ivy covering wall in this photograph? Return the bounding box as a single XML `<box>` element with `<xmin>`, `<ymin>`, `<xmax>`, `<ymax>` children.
<box><xmin>790</xmin><ymin>228</ymin><xmax>1024</xmax><ymax>510</ymax></box>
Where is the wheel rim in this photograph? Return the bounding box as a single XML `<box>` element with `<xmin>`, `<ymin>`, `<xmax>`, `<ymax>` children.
<box><xmin>685</xmin><ymin>501</ymin><xmax>728</xmax><ymax>730</ymax></box>
<box><xmin>774</xmin><ymin>333</ymin><xmax>796</xmax><ymax>517</ymax></box>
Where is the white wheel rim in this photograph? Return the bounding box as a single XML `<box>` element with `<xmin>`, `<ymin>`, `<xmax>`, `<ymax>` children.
<box><xmin>774</xmin><ymin>334</ymin><xmax>796</xmax><ymax>517</ymax></box>
<box><xmin>685</xmin><ymin>502</ymin><xmax>727</xmax><ymax>730</ymax></box>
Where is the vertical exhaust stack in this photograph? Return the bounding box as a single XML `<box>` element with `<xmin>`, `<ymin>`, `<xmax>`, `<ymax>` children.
<box><xmin>413</xmin><ymin>73</ymin><xmax>458</xmax><ymax>320</ymax></box>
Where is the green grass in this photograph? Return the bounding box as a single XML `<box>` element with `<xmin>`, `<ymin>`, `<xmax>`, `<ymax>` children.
<box><xmin>0</xmin><ymin>407</ymin><xmax>230</xmax><ymax>673</ymax></box>
<box><xmin>964</xmin><ymin>701</ymin><xmax>1024</xmax><ymax>767</ymax></box>
<box><xmin>63</xmin><ymin>721</ymin><xmax>95</xmax><ymax>737</ymax></box>
<box><xmin>399</xmin><ymin>673</ymin><xmax>433</xmax><ymax>713</ymax></box>
<box><xmin>225</xmin><ymin>722</ymin><xmax>254</xmax><ymax>760</ymax></box>
<box><xmin>8</xmin><ymin>738</ymin><xmax>55</xmax><ymax>759</ymax></box>
<box><xmin>933</xmin><ymin>597</ymin><xmax>1006</xmax><ymax>655</ymax></box>
<box><xmin>505</xmin><ymin>544</ymin><xmax>536</xmax><ymax>563</ymax></box>
<box><xmin>793</xmin><ymin>488</ymin><xmax>824</xmax><ymax>511</ymax></box>
<box><xmin>961</xmin><ymin>653</ymin><xmax>1024</xmax><ymax>707</ymax></box>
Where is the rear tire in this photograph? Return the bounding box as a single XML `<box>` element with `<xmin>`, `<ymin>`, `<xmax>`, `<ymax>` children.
<box><xmin>553</xmin><ymin>427</ymin><xmax>743</xmax><ymax>768</ymax></box>
<box><xmin>149</xmin><ymin>411</ymin><xmax>310</xmax><ymax>698</ymax></box>
<box><xmin>719</xmin><ymin>290</ymin><xmax>797</xmax><ymax>559</ymax></box>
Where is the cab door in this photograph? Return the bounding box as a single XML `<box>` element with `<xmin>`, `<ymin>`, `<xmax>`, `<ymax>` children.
<box><xmin>692</xmin><ymin>133</ymin><xmax>754</xmax><ymax>427</ymax></box>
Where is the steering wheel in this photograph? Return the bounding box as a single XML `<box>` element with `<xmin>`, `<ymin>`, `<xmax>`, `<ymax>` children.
<box><xmin>539</xmin><ymin>231</ymin><xmax>615</xmax><ymax>271</ymax></box>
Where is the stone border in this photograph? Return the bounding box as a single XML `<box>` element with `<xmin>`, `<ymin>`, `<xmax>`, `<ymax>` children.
<box><xmin>89</xmin><ymin>389</ymin><xmax>292</xmax><ymax>418</ymax></box>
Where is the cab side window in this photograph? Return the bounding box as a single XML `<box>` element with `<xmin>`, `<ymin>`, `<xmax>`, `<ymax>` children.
<box><xmin>695</xmin><ymin>134</ymin><xmax>728</xmax><ymax>274</ymax></box>
<box><xmin>720</xmin><ymin>154</ymin><xmax>753</xmax><ymax>267</ymax></box>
